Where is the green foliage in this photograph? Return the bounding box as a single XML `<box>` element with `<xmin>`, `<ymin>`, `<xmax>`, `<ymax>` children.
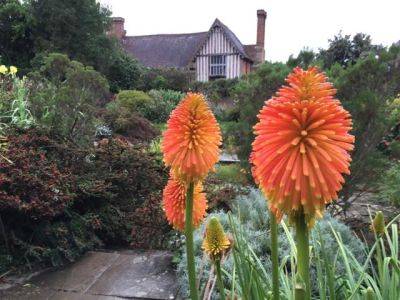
<box><xmin>318</xmin><ymin>32</ymin><xmax>382</xmax><ymax>69</ymax></box>
<box><xmin>102</xmin><ymin>108</ymin><xmax>159</xmax><ymax>143</ymax></box>
<box><xmin>0</xmin><ymin>0</ymin><xmax>142</xmax><ymax>91</ymax></box>
<box><xmin>109</xmin><ymin>89</ymin><xmax>183</xmax><ymax>124</ymax></box>
<box><xmin>138</xmin><ymin>68</ymin><xmax>192</xmax><ymax>92</ymax></box>
<box><xmin>287</xmin><ymin>48</ymin><xmax>318</xmax><ymax>69</ymax></box>
<box><xmin>147</xmin><ymin>89</ymin><xmax>184</xmax><ymax>122</ymax></box>
<box><xmin>232</xmin><ymin>62</ymin><xmax>290</xmax><ymax>170</ymax></box>
<box><xmin>0</xmin><ymin>0</ymin><xmax>34</xmax><ymax>72</ymax></box>
<box><xmin>175</xmin><ymin>189</ymin><xmax>366</xmax><ymax>299</ymax></box>
<box><xmin>214</xmin><ymin>164</ymin><xmax>247</xmax><ymax>185</ymax></box>
<box><xmin>28</xmin><ymin>53</ymin><xmax>110</xmax><ymax>144</ymax></box>
<box><xmin>191</xmin><ymin>78</ymin><xmax>239</xmax><ymax>102</ymax></box>
<box><xmin>105</xmin><ymin>50</ymin><xmax>142</xmax><ymax>93</ymax></box>
<box><xmin>0</xmin><ymin>68</ymin><xmax>34</xmax><ymax>129</ymax></box>
<box><xmin>329</xmin><ymin>48</ymin><xmax>400</xmax><ymax>200</ymax></box>
<box><xmin>379</xmin><ymin>162</ymin><xmax>400</xmax><ymax>206</ymax></box>
<box><xmin>113</xmin><ymin>90</ymin><xmax>152</xmax><ymax>113</ymax></box>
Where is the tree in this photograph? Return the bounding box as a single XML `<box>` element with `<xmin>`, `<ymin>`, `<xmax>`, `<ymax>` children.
<box><xmin>287</xmin><ymin>48</ymin><xmax>317</xmax><ymax>69</ymax></box>
<box><xmin>1</xmin><ymin>0</ymin><xmax>142</xmax><ymax>91</ymax></box>
<box><xmin>327</xmin><ymin>45</ymin><xmax>400</xmax><ymax>208</ymax></box>
<box><xmin>27</xmin><ymin>0</ymin><xmax>111</xmax><ymax>64</ymax></box>
<box><xmin>319</xmin><ymin>32</ymin><xmax>381</xmax><ymax>69</ymax></box>
<box><xmin>0</xmin><ymin>0</ymin><xmax>35</xmax><ymax>71</ymax></box>
<box><xmin>232</xmin><ymin>62</ymin><xmax>290</xmax><ymax>170</ymax></box>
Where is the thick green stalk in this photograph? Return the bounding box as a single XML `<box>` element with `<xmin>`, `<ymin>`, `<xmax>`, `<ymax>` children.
<box><xmin>215</xmin><ymin>259</ymin><xmax>225</xmax><ymax>300</ymax></box>
<box><xmin>294</xmin><ymin>212</ymin><xmax>311</xmax><ymax>300</ymax></box>
<box><xmin>185</xmin><ymin>182</ymin><xmax>199</xmax><ymax>300</ymax></box>
<box><xmin>270</xmin><ymin>211</ymin><xmax>280</xmax><ymax>300</ymax></box>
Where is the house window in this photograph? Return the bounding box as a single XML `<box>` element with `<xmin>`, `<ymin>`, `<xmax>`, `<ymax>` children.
<box><xmin>209</xmin><ymin>55</ymin><xmax>226</xmax><ymax>78</ymax></box>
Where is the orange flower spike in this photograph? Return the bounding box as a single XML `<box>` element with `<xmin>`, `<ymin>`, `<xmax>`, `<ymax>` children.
<box><xmin>163</xmin><ymin>176</ymin><xmax>207</xmax><ymax>232</ymax></box>
<box><xmin>251</xmin><ymin>67</ymin><xmax>354</xmax><ymax>227</ymax></box>
<box><xmin>162</xmin><ymin>93</ymin><xmax>222</xmax><ymax>183</ymax></box>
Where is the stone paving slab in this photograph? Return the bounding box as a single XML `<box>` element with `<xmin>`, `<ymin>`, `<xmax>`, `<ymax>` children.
<box><xmin>32</xmin><ymin>251</ymin><xmax>120</xmax><ymax>294</ymax></box>
<box><xmin>0</xmin><ymin>250</ymin><xmax>179</xmax><ymax>300</ymax></box>
<box><xmin>88</xmin><ymin>251</ymin><xmax>178</xmax><ymax>299</ymax></box>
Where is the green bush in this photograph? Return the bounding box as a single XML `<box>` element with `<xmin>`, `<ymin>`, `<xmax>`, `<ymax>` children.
<box><xmin>213</xmin><ymin>164</ymin><xmax>247</xmax><ymax>185</ymax></box>
<box><xmin>147</xmin><ymin>89</ymin><xmax>184</xmax><ymax>123</ymax></box>
<box><xmin>138</xmin><ymin>68</ymin><xmax>192</xmax><ymax>92</ymax></box>
<box><xmin>109</xmin><ymin>89</ymin><xmax>184</xmax><ymax>124</ymax></box>
<box><xmin>28</xmin><ymin>53</ymin><xmax>110</xmax><ymax>144</ymax></box>
<box><xmin>232</xmin><ymin>62</ymin><xmax>290</xmax><ymax>171</ymax></box>
<box><xmin>102</xmin><ymin>107</ymin><xmax>159</xmax><ymax>143</ymax></box>
<box><xmin>379</xmin><ymin>162</ymin><xmax>400</xmax><ymax>206</ymax></box>
<box><xmin>114</xmin><ymin>90</ymin><xmax>152</xmax><ymax>113</ymax></box>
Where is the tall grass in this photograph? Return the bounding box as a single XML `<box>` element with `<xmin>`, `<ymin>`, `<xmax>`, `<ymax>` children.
<box><xmin>226</xmin><ymin>212</ymin><xmax>399</xmax><ymax>300</ymax></box>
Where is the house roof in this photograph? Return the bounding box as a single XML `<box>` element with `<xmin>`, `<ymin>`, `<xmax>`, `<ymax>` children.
<box><xmin>122</xmin><ymin>32</ymin><xmax>208</xmax><ymax>68</ymax></box>
<box><xmin>244</xmin><ymin>44</ymin><xmax>258</xmax><ymax>62</ymax></box>
<box><xmin>121</xmin><ymin>18</ymin><xmax>253</xmax><ymax>68</ymax></box>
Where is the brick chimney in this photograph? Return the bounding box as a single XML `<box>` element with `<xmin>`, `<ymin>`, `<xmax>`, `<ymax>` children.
<box><xmin>255</xmin><ymin>9</ymin><xmax>267</xmax><ymax>64</ymax></box>
<box><xmin>256</xmin><ymin>10</ymin><xmax>266</xmax><ymax>48</ymax></box>
<box><xmin>108</xmin><ymin>17</ymin><xmax>126</xmax><ymax>40</ymax></box>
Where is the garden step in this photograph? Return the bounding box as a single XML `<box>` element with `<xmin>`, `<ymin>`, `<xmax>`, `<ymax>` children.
<box><xmin>0</xmin><ymin>250</ymin><xmax>179</xmax><ymax>300</ymax></box>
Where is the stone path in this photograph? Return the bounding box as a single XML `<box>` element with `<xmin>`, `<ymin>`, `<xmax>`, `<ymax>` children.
<box><xmin>0</xmin><ymin>250</ymin><xmax>179</xmax><ymax>300</ymax></box>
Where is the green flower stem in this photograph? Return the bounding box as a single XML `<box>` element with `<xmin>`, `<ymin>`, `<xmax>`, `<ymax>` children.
<box><xmin>294</xmin><ymin>211</ymin><xmax>311</xmax><ymax>300</ymax></box>
<box><xmin>270</xmin><ymin>211</ymin><xmax>280</xmax><ymax>300</ymax></box>
<box><xmin>215</xmin><ymin>259</ymin><xmax>225</xmax><ymax>300</ymax></box>
<box><xmin>185</xmin><ymin>181</ymin><xmax>199</xmax><ymax>300</ymax></box>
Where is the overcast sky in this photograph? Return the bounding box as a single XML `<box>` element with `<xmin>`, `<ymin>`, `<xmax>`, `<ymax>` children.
<box><xmin>99</xmin><ymin>0</ymin><xmax>400</xmax><ymax>62</ymax></box>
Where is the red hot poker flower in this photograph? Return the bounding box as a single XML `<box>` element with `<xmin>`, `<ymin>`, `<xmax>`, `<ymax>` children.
<box><xmin>162</xmin><ymin>93</ymin><xmax>221</xmax><ymax>183</ymax></box>
<box><xmin>163</xmin><ymin>176</ymin><xmax>207</xmax><ymax>232</ymax></box>
<box><xmin>251</xmin><ymin>67</ymin><xmax>354</xmax><ymax>226</ymax></box>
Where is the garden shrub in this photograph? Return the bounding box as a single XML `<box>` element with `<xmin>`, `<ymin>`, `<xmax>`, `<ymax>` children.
<box><xmin>102</xmin><ymin>107</ymin><xmax>159</xmax><ymax>143</ymax></box>
<box><xmin>147</xmin><ymin>89</ymin><xmax>184</xmax><ymax>123</ymax></box>
<box><xmin>379</xmin><ymin>162</ymin><xmax>400</xmax><ymax>206</ymax></box>
<box><xmin>232</xmin><ymin>62</ymin><xmax>290</xmax><ymax>171</ymax></box>
<box><xmin>191</xmin><ymin>78</ymin><xmax>238</xmax><ymax>102</ymax></box>
<box><xmin>213</xmin><ymin>164</ymin><xmax>248</xmax><ymax>185</ymax></box>
<box><xmin>138</xmin><ymin>67</ymin><xmax>192</xmax><ymax>92</ymax></box>
<box><xmin>330</xmin><ymin>48</ymin><xmax>400</xmax><ymax>201</ymax></box>
<box><xmin>0</xmin><ymin>129</ymin><xmax>169</xmax><ymax>272</ymax></box>
<box><xmin>0</xmin><ymin>130</ymin><xmax>75</xmax><ymax>218</ymax></box>
<box><xmin>28</xmin><ymin>53</ymin><xmax>110</xmax><ymax>144</ymax></box>
<box><xmin>175</xmin><ymin>189</ymin><xmax>366</xmax><ymax>298</ymax></box>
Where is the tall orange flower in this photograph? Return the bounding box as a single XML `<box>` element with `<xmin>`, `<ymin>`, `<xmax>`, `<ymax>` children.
<box><xmin>163</xmin><ymin>176</ymin><xmax>207</xmax><ymax>231</ymax></box>
<box><xmin>162</xmin><ymin>93</ymin><xmax>221</xmax><ymax>183</ymax></box>
<box><xmin>251</xmin><ymin>67</ymin><xmax>354</xmax><ymax>226</ymax></box>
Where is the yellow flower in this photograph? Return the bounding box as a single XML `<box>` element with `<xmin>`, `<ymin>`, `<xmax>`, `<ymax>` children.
<box><xmin>0</xmin><ymin>65</ymin><xmax>8</xmax><ymax>74</ymax></box>
<box><xmin>9</xmin><ymin>66</ymin><xmax>17</xmax><ymax>75</ymax></box>
<box><xmin>371</xmin><ymin>211</ymin><xmax>385</xmax><ymax>236</ymax></box>
<box><xmin>202</xmin><ymin>217</ymin><xmax>231</xmax><ymax>260</ymax></box>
